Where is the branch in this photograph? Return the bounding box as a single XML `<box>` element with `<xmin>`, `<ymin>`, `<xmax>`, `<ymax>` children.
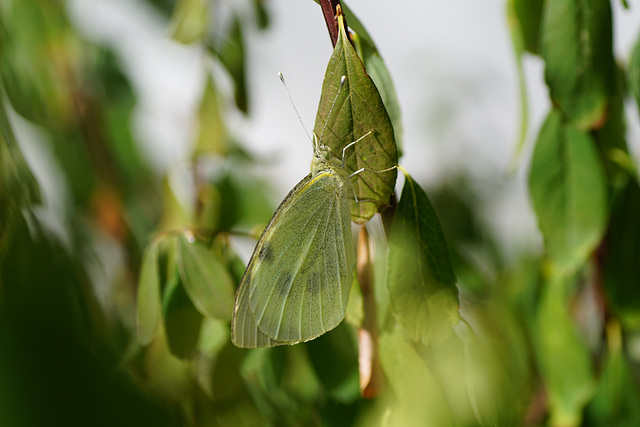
<box><xmin>319</xmin><ymin>0</ymin><xmax>351</xmax><ymax>47</ymax></box>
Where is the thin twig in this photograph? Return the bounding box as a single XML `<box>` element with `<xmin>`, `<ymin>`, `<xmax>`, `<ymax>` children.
<box><xmin>319</xmin><ymin>0</ymin><xmax>351</xmax><ymax>47</ymax></box>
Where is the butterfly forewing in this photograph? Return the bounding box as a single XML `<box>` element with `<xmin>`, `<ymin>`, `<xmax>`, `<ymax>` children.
<box><xmin>231</xmin><ymin>169</ymin><xmax>355</xmax><ymax>347</ymax></box>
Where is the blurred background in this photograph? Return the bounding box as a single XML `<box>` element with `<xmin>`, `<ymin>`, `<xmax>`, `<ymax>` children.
<box><xmin>2</xmin><ymin>0</ymin><xmax>640</xmax><ymax>425</ymax></box>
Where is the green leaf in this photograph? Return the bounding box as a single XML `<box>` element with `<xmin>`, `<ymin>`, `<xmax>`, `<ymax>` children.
<box><xmin>509</xmin><ymin>0</ymin><xmax>544</xmax><ymax>54</ymax></box>
<box><xmin>585</xmin><ymin>323</ymin><xmax>640</xmax><ymax>425</ymax></box>
<box><xmin>305</xmin><ymin>322</ymin><xmax>359</xmax><ymax>404</ymax></box>
<box><xmin>214</xmin><ymin>16</ymin><xmax>248</xmax><ymax>113</ymax></box>
<box><xmin>540</xmin><ymin>0</ymin><xmax>615</xmax><ymax>129</ymax></box>
<box><xmin>529</xmin><ymin>110</ymin><xmax>607</xmax><ymax>275</ymax></box>
<box><xmin>343</xmin><ymin>3</ymin><xmax>403</xmax><ymax>155</ymax></box>
<box><xmin>534</xmin><ymin>276</ymin><xmax>596</xmax><ymax>426</ymax></box>
<box><xmin>162</xmin><ymin>269</ymin><xmax>203</xmax><ymax>359</ymax></box>
<box><xmin>602</xmin><ymin>178</ymin><xmax>640</xmax><ymax>329</ymax></box>
<box><xmin>313</xmin><ymin>12</ymin><xmax>398</xmax><ymax>224</ymax></box>
<box><xmin>593</xmin><ymin>65</ymin><xmax>630</xmax><ymax>183</ymax></box>
<box><xmin>136</xmin><ymin>240</ymin><xmax>162</xmax><ymax>346</ymax></box>
<box><xmin>386</xmin><ymin>170</ymin><xmax>459</xmax><ymax>344</ymax></box>
<box><xmin>194</xmin><ymin>74</ymin><xmax>227</xmax><ymax>156</ymax></box>
<box><xmin>170</xmin><ymin>0</ymin><xmax>208</xmax><ymax>44</ymax></box>
<box><xmin>379</xmin><ymin>327</ymin><xmax>453</xmax><ymax>425</ymax></box>
<box><xmin>176</xmin><ymin>231</ymin><xmax>234</xmax><ymax>321</ymax></box>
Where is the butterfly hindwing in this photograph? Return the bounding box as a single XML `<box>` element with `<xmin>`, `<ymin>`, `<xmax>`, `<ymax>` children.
<box><xmin>231</xmin><ymin>170</ymin><xmax>355</xmax><ymax>347</ymax></box>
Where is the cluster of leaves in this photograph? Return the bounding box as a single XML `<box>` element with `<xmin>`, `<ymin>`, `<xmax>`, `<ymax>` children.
<box><xmin>508</xmin><ymin>0</ymin><xmax>640</xmax><ymax>425</ymax></box>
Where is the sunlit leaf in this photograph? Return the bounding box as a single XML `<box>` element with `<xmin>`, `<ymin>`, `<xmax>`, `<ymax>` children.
<box><xmin>313</xmin><ymin>11</ymin><xmax>398</xmax><ymax>224</ymax></box>
<box><xmin>137</xmin><ymin>240</ymin><xmax>162</xmax><ymax>346</ymax></box>
<box><xmin>176</xmin><ymin>231</ymin><xmax>234</xmax><ymax>321</ymax></box>
<box><xmin>194</xmin><ymin>75</ymin><xmax>227</xmax><ymax>156</ymax></box>
<box><xmin>534</xmin><ymin>276</ymin><xmax>596</xmax><ymax>426</ymax></box>
<box><xmin>170</xmin><ymin>0</ymin><xmax>208</xmax><ymax>44</ymax></box>
<box><xmin>386</xmin><ymin>170</ymin><xmax>459</xmax><ymax>344</ymax></box>
<box><xmin>541</xmin><ymin>0</ymin><xmax>615</xmax><ymax>129</ymax></box>
<box><xmin>529</xmin><ymin>110</ymin><xmax>607</xmax><ymax>275</ymax></box>
<box><xmin>379</xmin><ymin>327</ymin><xmax>452</xmax><ymax>425</ymax></box>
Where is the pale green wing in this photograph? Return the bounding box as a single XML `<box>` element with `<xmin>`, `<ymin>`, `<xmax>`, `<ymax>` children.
<box><xmin>231</xmin><ymin>171</ymin><xmax>355</xmax><ymax>347</ymax></box>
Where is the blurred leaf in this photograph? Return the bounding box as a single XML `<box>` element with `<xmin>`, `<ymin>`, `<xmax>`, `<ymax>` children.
<box><xmin>213</xmin><ymin>170</ymin><xmax>274</xmax><ymax>231</ymax></box>
<box><xmin>176</xmin><ymin>231</ymin><xmax>234</xmax><ymax>321</ymax></box>
<box><xmin>144</xmin><ymin>328</ymin><xmax>193</xmax><ymax>402</ymax></box>
<box><xmin>306</xmin><ymin>322</ymin><xmax>359</xmax><ymax>403</ymax></box>
<box><xmin>379</xmin><ymin>327</ymin><xmax>453</xmax><ymax>425</ymax></box>
<box><xmin>593</xmin><ymin>65</ymin><xmax>630</xmax><ymax>184</ymax></box>
<box><xmin>602</xmin><ymin>178</ymin><xmax>640</xmax><ymax>329</ymax></box>
<box><xmin>252</xmin><ymin>0</ymin><xmax>270</xmax><ymax>29</ymax></box>
<box><xmin>585</xmin><ymin>322</ymin><xmax>640</xmax><ymax>426</ymax></box>
<box><xmin>170</xmin><ymin>0</ymin><xmax>208</xmax><ymax>44</ymax></box>
<box><xmin>137</xmin><ymin>240</ymin><xmax>162</xmax><ymax>346</ymax></box>
<box><xmin>195</xmin><ymin>75</ymin><xmax>227</xmax><ymax>156</ymax></box>
<box><xmin>529</xmin><ymin>110</ymin><xmax>607</xmax><ymax>275</ymax></box>
<box><xmin>344</xmin><ymin>3</ymin><xmax>403</xmax><ymax>155</ymax></box>
<box><xmin>386</xmin><ymin>171</ymin><xmax>459</xmax><ymax>344</ymax></box>
<box><xmin>540</xmin><ymin>0</ymin><xmax>615</xmax><ymax>129</ymax></box>
<box><xmin>534</xmin><ymin>276</ymin><xmax>596</xmax><ymax>426</ymax></box>
<box><xmin>313</xmin><ymin>11</ymin><xmax>398</xmax><ymax>224</ymax></box>
<box><xmin>0</xmin><ymin>0</ymin><xmax>77</xmax><ymax>127</ymax></box>
<box><xmin>509</xmin><ymin>0</ymin><xmax>544</xmax><ymax>54</ymax></box>
<box><xmin>209</xmin><ymin>340</ymin><xmax>252</xmax><ymax>404</ymax></box>
<box><xmin>0</xmin><ymin>87</ymin><xmax>40</xmax><ymax>225</ymax></box>
<box><xmin>214</xmin><ymin>16</ymin><xmax>248</xmax><ymax>113</ymax></box>
<box><xmin>162</xmin><ymin>269</ymin><xmax>203</xmax><ymax>359</ymax></box>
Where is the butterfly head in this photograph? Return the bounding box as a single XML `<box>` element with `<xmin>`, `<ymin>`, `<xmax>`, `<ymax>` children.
<box><xmin>311</xmin><ymin>133</ymin><xmax>341</xmax><ymax>173</ymax></box>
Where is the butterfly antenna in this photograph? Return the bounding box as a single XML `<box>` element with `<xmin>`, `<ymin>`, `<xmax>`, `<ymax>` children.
<box><xmin>278</xmin><ymin>72</ymin><xmax>313</xmax><ymax>145</ymax></box>
<box><xmin>319</xmin><ymin>75</ymin><xmax>347</xmax><ymax>146</ymax></box>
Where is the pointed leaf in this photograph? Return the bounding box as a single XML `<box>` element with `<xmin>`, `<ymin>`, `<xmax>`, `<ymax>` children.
<box><xmin>194</xmin><ymin>75</ymin><xmax>227</xmax><ymax>156</ymax></box>
<box><xmin>214</xmin><ymin>16</ymin><xmax>248</xmax><ymax>113</ymax></box>
<box><xmin>541</xmin><ymin>0</ymin><xmax>615</xmax><ymax>129</ymax></box>
<box><xmin>313</xmin><ymin>12</ymin><xmax>398</xmax><ymax>224</ymax></box>
<box><xmin>176</xmin><ymin>231</ymin><xmax>234</xmax><ymax>321</ymax></box>
<box><xmin>342</xmin><ymin>3</ymin><xmax>403</xmax><ymax>154</ymax></box>
<box><xmin>386</xmin><ymin>171</ymin><xmax>459</xmax><ymax>344</ymax></box>
<box><xmin>170</xmin><ymin>0</ymin><xmax>208</xmax><ymax>44</ymax></box>
<box><xmin>529</xmin><ymin>110</ymin><xmax>607</xmax><ymax>275</ymax></box>
<box><xmin>136</xmin><ymin>241</ymin><xmax>162</xmax><ymax>345</ymax></box>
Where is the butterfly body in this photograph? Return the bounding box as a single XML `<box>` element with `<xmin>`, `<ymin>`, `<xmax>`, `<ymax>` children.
<box><xmin>232</xmin><ymin>142</ymin><xmax>356</xmax><ymax>348</ymax></box>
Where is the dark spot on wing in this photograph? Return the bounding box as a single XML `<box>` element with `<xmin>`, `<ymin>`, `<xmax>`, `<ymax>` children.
<box><xmin>258</xmin><ymin>244</ymin><xmax>273</xmax><ymax>262</ymax></box>
<box><xmin>277</xmin><ymin>272</ymin><xmax>293</xmax><ymax>296</ymax></box>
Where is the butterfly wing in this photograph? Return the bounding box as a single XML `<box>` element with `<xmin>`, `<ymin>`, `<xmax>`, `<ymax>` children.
<box><xmin>231</xmin><ymin>170</ymin><xmax>355</xmax><ymax>348</ymax></box>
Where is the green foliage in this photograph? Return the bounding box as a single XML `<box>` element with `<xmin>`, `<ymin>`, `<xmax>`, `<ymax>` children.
<box><xmin>529</xmin><ymin>110</ymin><xmax>607</xmax><ymax>275</ymax></box>
<box><xmin>2</xmin><ymin>0</ymin><xmax>640</xmax><ymax>425</ymax></box>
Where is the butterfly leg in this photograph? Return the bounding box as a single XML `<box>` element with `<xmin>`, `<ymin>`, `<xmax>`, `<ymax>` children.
<box><xmin>340</xmin><ymin>130</ymin><xmax>374</xmax><ymax>167</ymax></box>
<box><xmin>348</xmin><ymin>165</ymin><xmax>398</xmax><ymax>204</ymax></box>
